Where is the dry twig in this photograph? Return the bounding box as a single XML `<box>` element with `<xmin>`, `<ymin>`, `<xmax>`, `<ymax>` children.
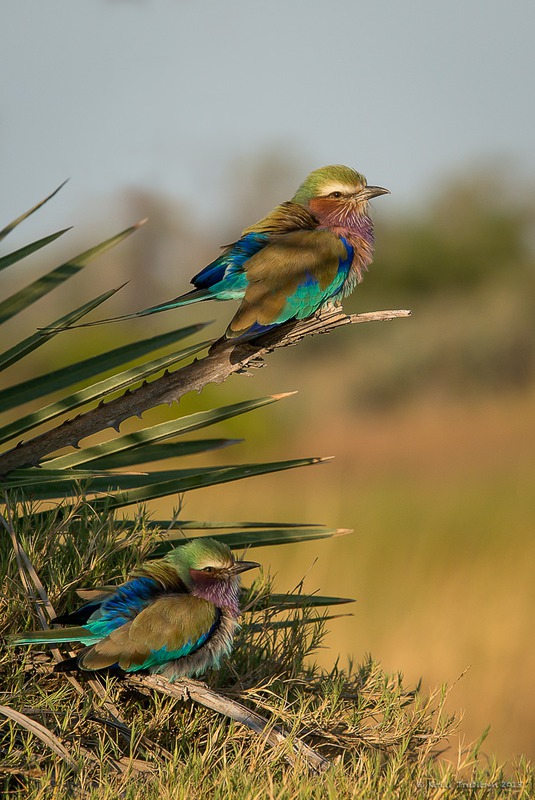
<box><xmin>125</xmin><ymin>674</ymin><xmax>330</xmax><ymax>774</ymax></box>
<box><xmin>0</xmin><ymin>704</ymin><xmax>77</xmax><ymax>770</ymax></box>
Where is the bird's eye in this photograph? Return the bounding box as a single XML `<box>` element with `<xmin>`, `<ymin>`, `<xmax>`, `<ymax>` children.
<box><xmin>329</xmin><ymin>191</ymin><xmax>342</xmax><ymax>199</ymax></box>
<box><xmin>203</xmin><ymin>566</ymin><xmax>215</xmax><ymax>573</ymax></box>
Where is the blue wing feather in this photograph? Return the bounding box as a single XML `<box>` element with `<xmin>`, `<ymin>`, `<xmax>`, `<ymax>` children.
<box><xmin>192</xmin><ymin>233</ymin><xmax>269</xmax><ymax>293</ymax></box>
<box><xmin>85</xmin><ymin>577</ymin><xmax>161</xmax><ymax>637</ymax></box>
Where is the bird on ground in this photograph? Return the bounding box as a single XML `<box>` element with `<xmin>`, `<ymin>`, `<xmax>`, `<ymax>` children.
<box><xmin>64</xmin><ymin>165</ymin><xmax>389</xmax><ymax>340</ymax></box>
<box><xmin>7</xmin><ymin>538</ymin><xmax>259</xmax><ymax>679</ymax></box>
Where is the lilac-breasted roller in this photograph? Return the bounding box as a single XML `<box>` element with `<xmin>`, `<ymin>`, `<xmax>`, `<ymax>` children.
<box><xmin>8</xmin><ymin>539</ymin><xmax>259</xmax><ymax>679</ymax></box>
<box><xmin>70</xmin><ymin>165</ymin><xmax>389</xmax><ymax>340</ymax></box>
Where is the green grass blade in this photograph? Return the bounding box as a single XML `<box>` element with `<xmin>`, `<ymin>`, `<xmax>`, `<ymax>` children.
<box><xmin>1</xmin><ymin>467</ymin><xmax>144</xmax><ymax>492</ymax></box>
<box><xmin>99</xmin><ymin>457</ymin><xmax>328</xmax><ymax>510</ymax></box>
<box><xmin>2</xmin><ymin>459</ymin><xmax>320</xmax><ymax>496</ymax></box>
<box><xmin>0</xmin><ymin>181</ymin><xmax>68</xmax><ymax>242</ymax></box>
<box><xmin>0</xmin><ymin>220</ymin><xmax>144</xmax><ymax>325</ymax></box>
<box><xmin>116</xmin><ymin>519</ymin><xmax>323</xmax><ymax>534</ymax></box>
<box><xmin>44</xmin><ymin>394</ymin><xmax>294</xmax><ymax>470</ymax></box>
<box><xmin>0</xmin><ymin>340</ymin><xmax>210</xmax><ymax>446</ymax></box>
<box><xmin>134</xmin><ymin>520</ymin><xmax>323</xmax><ymax>530</ymax></box>
<box><xmin>0</xmin><ymin>229</ymin><xmax>71</xmax><ymax>273</ymax></box>
<box><xmin>2</xmin><ymin>459</ymin><xmax>324</xmax><ymax>500</ymax></box>
<box><xmin>148</xmin><ymin>526</ymin><xmax>350</xmax><ymax>558</ymax></box>
<box><xmin>2</xmin><ymin>467</ymin><xmax>215</xmax><ymax>495</ymax></box>
<box><xmin>250</xmin><ymin>593</ymin><xmax>355</xmax><ymax>610</ymax></box>
<box><xmin>0</xmin><ymin>324</ymin><xmax>208</xmax><ymax>414</ymax></box>
<box><xmin>72</xmin><ymin>439</ymin><xmax>240</xmax><ymax>469</ymax></box>
<box><xmin>0</xmin><ymin>285</ymin><xmax>123</xmax><ymax>373</ymax></box>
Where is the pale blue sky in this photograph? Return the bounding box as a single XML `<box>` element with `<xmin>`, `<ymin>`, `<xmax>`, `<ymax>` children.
<box><xmin>2</xmin><ymin>0</ymin><xmax>535</xmax><ymax>238</ymax></box>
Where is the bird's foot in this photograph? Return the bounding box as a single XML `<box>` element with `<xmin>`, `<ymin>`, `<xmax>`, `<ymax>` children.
<box><xmin>236</xmin><ymin>356</ymin><xmax>266</xmax><ymax>375</ymax></box>
<box><xmin>321</xmin><ymin>300</ymin><xmax>341</xmax><ymax>315</ymax></box>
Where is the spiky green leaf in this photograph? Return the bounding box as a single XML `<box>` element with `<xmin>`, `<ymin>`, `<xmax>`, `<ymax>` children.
<box><xmin>0</xmin><ymin>285</ymin><xmax>124</xmax><ymax>373</ymax></box>
<box><xmin>249</xmin><ymin>593</ymin><xmax>354</xmax><ymax>610</ymax></box>
<box><xmin>2</xmin><ymin>458</ymin><xmax>325</xmax><ymax>501</ymax></box>
<box><xmin>97</xmin><ymin>457</ymin><xmax>328</xmax><ymax>510</ymax></box>
<box><xmin>0</xmin><ymin>221</ymin><xmax>144</xmax><ymax>325</ymax></box>
<box><xmin>73</xmin><ymin>439</ymin><xmax>240</xmax><ymax>469</ymax></box>
<box><xmin>129</xmin><ymin>520</ymin><xmax>323</xmax><ymax>530</ymax></box>
<box><xmin>44</xmin><ymin>394</ymin><xmax>294</xmax><ymax>470</ymax></box>
<box><xmin>148</xmin><ymin>526</ymin><xmax>350</xmax><ymax>558</ymax></box>
<box><xmin>0</xmin><ymin>181</ymin><xmax>68</xmax><ymax>243</ymax></box>
<box><xmin>0</xmin><ymin>229</ymin><xmax>71</xmax><ymax>274</ymax></box>
<box><xmin>0</xmin><ymin>324</ymin><xmax>208</xmax><ymax>415</ymax></box>
<box><xmin>3</xmin><ymin>467</ymin><xmax>222</xmax><ymax>495</ymax></box>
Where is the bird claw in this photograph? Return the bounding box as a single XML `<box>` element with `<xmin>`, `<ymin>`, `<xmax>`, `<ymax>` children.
<box><xmin>321</xmin><ymin>300</ymin><xmax>341</xmax><ymax>316</ymax></box>
<box><xmin>236</xmin><ymin>357</ymin><xmax>265</xmax><ymax>375</ymax></box>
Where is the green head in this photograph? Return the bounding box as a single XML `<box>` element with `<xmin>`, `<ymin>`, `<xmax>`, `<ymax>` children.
<box><xmin>292</xmin><ymin>165</ymin><xmax>365</xmax><ymax>205</ymax></box>
<box><xmin>164</xmin><ymin>538</ymin><xmax>259</xmax><ymax>589</ymax></box>
<box><xmin>292</xmin><ymin>164</ymin><xmax>389</xmax><ymax>208</ymax></box>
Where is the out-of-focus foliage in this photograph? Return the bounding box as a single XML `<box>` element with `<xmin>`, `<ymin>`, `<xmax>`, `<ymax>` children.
<box><xmin>368</xmin><ymin>167</ymin><xmax>534</xmax><ymax>299</ymax></box>
<box><xmin>303</xmin><ymin>165</ymin><xmax>535</xmax><ymax>407</ymax></box>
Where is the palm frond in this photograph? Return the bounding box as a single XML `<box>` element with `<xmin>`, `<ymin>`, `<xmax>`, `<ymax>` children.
<box><xmin>0</xmin><ymin>221</ymin><xmax>144</xmax><ymax>325</ymax></box>
<box><xmin>0</xmin><ymin>285</ymin><xmax>124</xmax><ymax>372</ymax></box>
<box><xmin>0</xmin><ymin>229</ymin><xmax>71</xmax><ymax>273</ymax></box>
<box><xmin>0</xmin><ymin>181</ymin><xmax>68</xmax><ymax>242</ymax></box>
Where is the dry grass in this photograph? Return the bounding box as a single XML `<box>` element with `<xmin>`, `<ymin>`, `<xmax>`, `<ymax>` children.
<box><xmin>1</xmin><ymin>498</ymin><xmax>533</xmax><ymax>798</ymax></box>
<box><xmin>171</xmin><ymin>383</ymin><xmax>535</xmax><ymax>765</ymax></box>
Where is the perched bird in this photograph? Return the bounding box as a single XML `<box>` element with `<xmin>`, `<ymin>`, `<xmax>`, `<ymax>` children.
<box><xmin>8</xmin><ymin>539</ymin><xmax>259</xmax><ymax>679</ymax></box>
<box><xmin>64</xmin><ymin>165</ymin><xmax>389</xmax><ymax>340</ymax></box>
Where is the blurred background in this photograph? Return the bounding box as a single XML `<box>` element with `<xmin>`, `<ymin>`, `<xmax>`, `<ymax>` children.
<box><xmin>2</xmin><ymin>0</ymin><xmax>535</xmax><ymax>763</ymax></box>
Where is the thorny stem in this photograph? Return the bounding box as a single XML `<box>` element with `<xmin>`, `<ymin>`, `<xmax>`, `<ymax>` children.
<box><xmin>0</xmin><ymin>307</ymin><xmax>410</xmax><ymax>475</ymax></box>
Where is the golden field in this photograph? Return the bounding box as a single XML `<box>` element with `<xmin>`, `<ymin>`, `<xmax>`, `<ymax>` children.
<box><xmin>166</xmin><ymin>374</ymin><xmax>535</xmax><ymax>765</ymax></box>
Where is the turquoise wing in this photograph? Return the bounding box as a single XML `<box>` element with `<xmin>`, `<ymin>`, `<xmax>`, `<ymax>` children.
<box><xmin>78</xmin><ymin>594</ymin><xmax>220</xmax><ymax>672</ymax></box>
<box><xmin>226</xmin><ymin>230</ymin><xmax>353</xmax><ymax>338</ymax></box>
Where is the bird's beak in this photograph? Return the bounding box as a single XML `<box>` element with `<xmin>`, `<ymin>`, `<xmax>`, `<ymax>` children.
<box><xmin>231</xmin><ymin>560</ymin><xmax>261</xmax><ymax>574</ymax></box>
<box><xmin>359</xmin><ymin>185</ymin><xmax>390</xmax><ymax>201</ymax></box>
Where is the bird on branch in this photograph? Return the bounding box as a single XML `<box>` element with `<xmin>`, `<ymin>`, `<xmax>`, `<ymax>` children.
<box><xmin>57</xmin><ymin>165</ymin><xmax>389</xmax><ymax>341</ymax></box>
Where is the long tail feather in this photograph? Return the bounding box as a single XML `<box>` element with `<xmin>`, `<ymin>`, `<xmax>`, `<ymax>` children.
<box><xmin>7</xmin><ymin>627</ymin><xmax>98</xmax><ymax>646</ymax></box>
<box><xmin>39</xmin><ymin>288</ymin><xmax>211</xmax><ymax>333</ymax></box>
